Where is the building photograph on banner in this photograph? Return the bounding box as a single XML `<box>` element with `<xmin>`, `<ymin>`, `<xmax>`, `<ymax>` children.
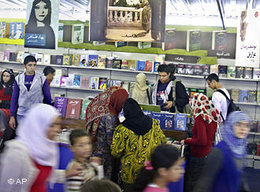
<box><xmin>236</xmin><ymin>9</ymin><xmax>260</xmax><ymax>68</ymax></box>
<box><xmin>89</xmin><ymin>0</ymin><xmax>166</xmax><ymax>42</ymax></box>
<box><xmin>24</xmin><ymin>0</ymin><xmax>60</xmax><ymax>49</ymax></box>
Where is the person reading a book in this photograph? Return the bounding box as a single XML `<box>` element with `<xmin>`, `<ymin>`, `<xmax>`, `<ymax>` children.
<box><xmin>43</xmin><ymin>66</ymin><xmax>55</xmax><ymax>86</ymax></box>
<box><xmin>9</xmin><ymin>55</ymin><xmax>52</xmax><ymax>129</ymax></box>
<box><xmin>111</xmin><ymin>98</ymin><xmax>166</xmax><ymax>192</ymax></box>
<box><xmin>193</xmin><ymin>111</ymin><xmax>251</xmax><ymax>192</ymax></box>
<box><xmin>152</xmin><ymin>64</ymin><xmax>189</xmax><ymax>113</ymax></box>
<box><xmin>181</xmin><ymin>93</ymin><xmax>221</xmax><ymax>192</ymax></box>
<box><xmin>0</xmin><ymin>69</ymin><xmax>15</xmax><ymax>109</ymax></box>
<box><xmin>131</xmin><ymin>73</ymin><xmax>151</xmax><ymax>104</ymax></box>
<box><xmin>25</xmin><ymin>0</ymin><xmax>55</xmax><ymax>49</ymax></box>
<box><xmin>86</xmin><ymin>86</ymin><xmax>128</xmax><ymax>180</ymax></box>
<box><xmin>206</xmin><ymin>73</ymin><xmax>230</xmax><ymax>121</ymax></box>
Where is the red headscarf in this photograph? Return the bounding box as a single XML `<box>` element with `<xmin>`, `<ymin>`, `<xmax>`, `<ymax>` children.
<box><xmin>86</xmin><ymin>86</ymin><xmax>128</xmax><ymax>139</ymax></box>
<box><xmin>190</xmin><ymin>93</ymin><xmax>221</xmax><ymax>124</ymax></box>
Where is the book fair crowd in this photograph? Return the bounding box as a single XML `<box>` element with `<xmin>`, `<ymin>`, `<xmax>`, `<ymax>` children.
<box><xmin>0</xmin><ymin>55</ymin><xmax>251</xmax><ymax>192</ymax></box>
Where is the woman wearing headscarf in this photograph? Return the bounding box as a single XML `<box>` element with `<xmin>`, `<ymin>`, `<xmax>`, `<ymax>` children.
<box><xmin>0</xmin><ymin>69</ymin><xmax>15</xmax><ymax>109</ymax></box>
<box><xmin>0</xmin><ymin>104</ymin><xmax>82</xmax><ymax>192</ymax></box>
<box><xmin>86</xmin><ymin>86</ymin><xmax>129</xmax><ymax>179</ymax></box>
<box><xmin>111</xmin><ymin>98</ymin><xmax>166</xmax><ymax>192</ymax></box>
<box><xmin>131</xmin><ymin>73</ymin><xmax>151</xmax><ymax>104</ymax></box>
<box><xmin>193</xmin><ymin>111</ymin><xmax>251</xmax><ymax>192</ymax></box>
<box><xmin>181</xmin><ymin>93</ymin><xmax>221</xmax><ymax>192</ymax></box>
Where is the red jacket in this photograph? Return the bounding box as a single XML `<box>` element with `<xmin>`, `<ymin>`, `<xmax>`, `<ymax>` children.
<box><xmin>184</xmin><ymin>115</ymin><xmax>217</xmax><ymax>157</ymax></box>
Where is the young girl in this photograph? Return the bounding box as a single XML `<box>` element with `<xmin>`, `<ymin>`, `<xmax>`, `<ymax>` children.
<box><xmin>134</xmin><ymin>144</ymin><xmax>185</xmax><ymax>192</ymax></box>
<box><xmin>0</xmin><ymin>69</ymin><xmax>15</xmax><ymax>109</ymax></box>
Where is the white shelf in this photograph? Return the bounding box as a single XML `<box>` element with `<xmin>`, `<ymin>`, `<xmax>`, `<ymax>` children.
<box><xmin>247</xmin><ymin>155</ymin><xmax>254</xmax><ymax>159</ymax></box>
<box><xmin>235</xmin><ymin>102</ymin><xmax>260</xmax><ymax>106</ymax></box>
<box><xmin>254</xmin><ymin>156</ymin><xmax>260</xmax><ymax>160</ymax></box>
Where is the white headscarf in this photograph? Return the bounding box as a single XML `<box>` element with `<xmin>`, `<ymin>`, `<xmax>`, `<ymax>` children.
<box><xmin>131</xmin><ymin>73</ymin><xmax>150</xmax><ymax>104</ymax></box>
<box><xmin>17</xmin><ymin>104</ymin><xmax>60</xmax><ymax>167</ymax></box>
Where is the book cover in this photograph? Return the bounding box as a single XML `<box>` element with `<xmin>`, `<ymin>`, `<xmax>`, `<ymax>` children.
<box><xmin>218</xmin><ymin>65</ymin><xmax>228</xmax><ymax>78</ymax></box>
<box><xmin>190</xmin><ymin>88</ymin><xmax>198</xmax><ymax>99</ymax></box>
<box><xmin>152</xmin><ymin>112</ymin><xmax>165</xmax><ymax>130</ymax></box>
<box><xmin>202</xmin><ymin>65</ymin><xmax>210</xmax><ymax>76</ymax></box>
<box><xmin>56</xmin><ymin>55</ymin><xmax>63</xmax><ymax>65</ymax></box>
<box><xmin>43</xmin><ymin>54</ymin><xmax>51</xmax><ymax>65</ymax></box>
<box><xmin>210</xmin><ymin>64</ymin><xmax>218</xmax><ymax>74</ymax></box>
<box><xmin>60</xmin><ymin>76</ymin><xmax>67</xmax><ymax>87</ymax></box>
<box><xmin>236</xmin><ymin>67</ymin><xmax>245</xmax><ymax>78</ymax></box>
<box><xmin>185</xmin><ymin>64</ymin><xmax>194</xmax><ymax>75</ymax></box>
<box><xmin>164</xmin><ymin>113</ymin><xmax>175</xmax><ymax>130</ymax></box>
<box><xmin>143</xmin><ymin>110</ymin><xmax>153</xmax><ymax>117</ymax></box>
<box><xmin>244</xmin><ymin>67</ymin><xmax>253</xmax><ymax>79</ymax></box>
<box><xmin>71</xmin><ymin>24</ymin><xmax>84</xmax><ymax>44</ymax></box>
<box><xmin>239</xmin><ymin>90</ymin><xmax>249</xmax><ymax>102</ymax></box>
<box><xmin>80</xmin><ymin>99</ymin><xmax>92</xmax><ymax>120</ymax></box>
<box><xmin>71</xmin><ymin>54</ymin><xmax>80</xmax><ymax>66</ymax></box>
<box><xmin>88</xmin><ymin>55</ymin><xmax>98</xmax><ymax>67</ymax></box>
<box><xmin>144</xmin><ymin>61</ymin><xmax>153</xmax><ymax>72</ymax></box>
<box><xmin>65</xmin><ymin>98</ymin><xmax>83</xmax><ymax>119</ymax></box>
<box><xmin>0</xmin><ymin>51</ymin><xmax>4</xmax><ymax>61</ymax></box>
<box><xmin>137</xmin><ymin>60</ymin><xmax>145</xmax><ymax>71</ymax></box>
<box><xmin>54</xmin><ymin>97</ymin><xmax>68</xmax><ymax>117</ymax></box>
<box><xmin>50</xmin><ymin>76</ymin><xmax>61</xmax><ymax>87</ymax></box>
<box><xmin>89</xmin><ymin>77</ymin><xmax>99</xmax><ymax>89</ymax></box>
<box><xmin>177</xmin><ymin>64</ymin><xmax>186</xmax><ymax>74</ymax></box>
<box><xmin>105</xmin><ymin>57</ymin><xmax>113</xmax><ymax>68</ymax></box>
<box><xmin>9</xmin><ymin>22</ymin><xmax>24</xmax><ymax>39</ymax></box>
<box><xmin>197</xmin><ymin>88</ymin><xmax>206</xmax><ymax>95</ymax></box>
<box><xmin>162</xmin><ymin>28</ymin><xmax>176</xmax><ymax>51</ymax></box>
<box><xmin>98</xmin><ymin>77</ymin><xmax>108</xmax><ymax>90</ymax></box>
<box><xmin>153</xmin><ymin>62</ymin><xmax>161</xmax><ymax>72</ymax></box>
<box><xmin>51</xmin><ymin>55</ymin><xmax>57</xmax><ymax>65</ymax></box>
<box><xmin>248</xmin><ymin>90</ymin><xmax>257</xmax><ymax>103</ymax></box>
<box><xmin>0</xmin><ymin>21</ymin><xmax>6</xmax><ymax>38</ymax></box>
<box><xmin>112</xmin><ymin>59</ymin><xmax>122</xmax><ymax>69</ymax></box>
<box><xmin>231</xmin><ymin>89</ymin><xmax>240</xmax><ymax>102</ymax></box>
<box><xmin>121</xmin><ymin>59</ymin><xmax>128</xmax><ymax>69</ymax></box>
<box><xmin>93</xmin><ymin>41</ymin><xmax>106</xmax><ymax>46</ymax></box>
<box><xmin>66</xmin><ymin>74</ymin><xmax>74</xmax><ymax>87</ymax></box>
<box><xmin>58</xmin><ymin>23</ymin><xmax>64</xmax><ymax>42</ymax></box>
<box><xmin>3</xmin><ymin>49</ymin><xmax>10</xmax><ymax>61</ymax></box>
<box><xmin>98</xmin><ymin>55</ymin><xmax>106</xmax><ymax>68</ymax></box>
<box><xmin>138</xmin><ymin>42</ymin><xmax>151</xmax><ymax>49</ymax></box>
<box><xmin>186</xmin><ymin>29</ymin><xmax>201</xmax><ymax>52</ymax></box>
<box><xmin>128</xmin><ymin>60</ymin><xmax>137</xmax><ymax>71</ymax></box>
<box><xmin>80</xmin><ymin>76</ymin><xmax>89</xmax><ymax>89</ymax></box>
<box><xmin>16</xmin><ymin>51</ymin><xmax>24</xmax><ymax>63</ymax></box>
<box><xmin>9</xmin><ymin>52</ymin><xmax>17</xmax><ymax>62</ymax></box>
<box><xmin>79</xmin><ymin>55</ymin><xmax>87</xmax><ymax>67</ymax></box>
<box><xmin>63</xmin><ymin>54</ymin><xmax>71</xmax><ymax>65</ymax></box>
<box><xmin>253</xmin><ymin>68</ymin><xmax>260</xmax><ymax>79</ymax></box>
<box><xmin>115</xmin><ymin>42</ymin><xmax>127</xmax><ymax>47</ymax></box>
<box><xmin>193</xmin><ymin>65</ymin><xmax>203</xmax><ymax>75</ymax></box>
<box><xmin>174</xmin><ymin>114</ymin><xmax>187</xmax><ymax>131</ymax></box>
<box><xmin>212</xmin><ymin>30</ymin><xmax>227</xmax><ymax>51</ymax></box>
<box><xmin>73</xmin><ymin>75</ymin><xmax>81</xmax><ymax>88</ymax></box>
<box><xmin>227</xmin><ymin>66</ymin><xmax>236</xmax><ymax>78</ymax></box>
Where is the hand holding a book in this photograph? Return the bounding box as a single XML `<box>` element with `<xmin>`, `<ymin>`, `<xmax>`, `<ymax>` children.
<box><xmin>163</xmin><ymin>101</ymin><xmax>173</xmax><ymax>110</ymax></box>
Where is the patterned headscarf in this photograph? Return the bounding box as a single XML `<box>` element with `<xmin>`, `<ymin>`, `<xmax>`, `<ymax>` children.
<box><xmin>220</xmin><ymin>111</ymin><xmax>250</xmax><ymax>159</ymax></box>
<box><xmin>86</xmin><ymin>86</ymin><xmax>128</xmax><ymax>140</ymax></box>
<box><xmin>190</xmin><ymin>93</ymin><xmax>221</xmax><ymax>123</ymax></box>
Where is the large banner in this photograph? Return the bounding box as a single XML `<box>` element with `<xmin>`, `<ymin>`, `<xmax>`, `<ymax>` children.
<box><xmin>236</xmin><ymin>9</ymin><xmax>260</xmax><ymax>68</ymax></box>
<box><xmin>24</xmin><ymin>0</ymin><xmax>60</xmax><ymax>49</ymax></box>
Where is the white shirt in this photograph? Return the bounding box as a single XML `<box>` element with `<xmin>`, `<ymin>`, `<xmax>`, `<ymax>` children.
<box><xmin>212</xmin><ymin>88</ymin><xmax>230</xmax><ymax>121</ymax></box>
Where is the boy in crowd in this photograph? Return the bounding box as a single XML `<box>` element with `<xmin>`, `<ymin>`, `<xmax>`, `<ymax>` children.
<box><xmin>152</xmin><ymin>64</ymin><xmax>189</xmax><ymax>113</ymax></box>
<box><xmin>43</xmin><ymin>66</ymin><xmax>56</xmax><ymax>86</ymax></box>
<box><xmin>66</xmin><ymin>129</ymin><xmax>103</xmax><ymax>192</ymax></box>
<box><xmin>9</xmin><ymin>55</ymin><xmax>52</xmax><ymax>129</ymax></box>
<box><xmin>206</xmin><ymin>73</ymin><xmax>230</xmax><ymax>121</ymax></box>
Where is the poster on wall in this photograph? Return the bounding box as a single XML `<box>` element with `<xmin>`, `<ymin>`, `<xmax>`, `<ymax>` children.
<box><xmin>236</xmin><ymin>9</ymin><xmax>260</xmax><ymax>68</ymax></box>
<box><xmin>24</xmin><ymin>0</ymin><xmax>60</xmax><ymax>49</ymax></box>
<box><xmin>89</xmin><ymin>0</ymin><xmax>165</xmax><ymax>42</ymax></box>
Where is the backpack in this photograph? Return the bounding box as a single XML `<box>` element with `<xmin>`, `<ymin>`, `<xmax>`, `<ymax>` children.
<box><xmin>172</xmin><ymin>79</ymin><xmax>192</xmax><ymax>115</ymax></box>
<box><xmin>216</xmin><ymin>89</ymin><xmax>240</xmax><ymax>120</ymax></box>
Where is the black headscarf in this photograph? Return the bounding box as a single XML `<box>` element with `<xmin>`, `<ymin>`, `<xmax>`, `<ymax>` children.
<box><xmin>0</xmin><ymin>69</ymin><xmax>15</xmax><ymax>95</ymax></box>
<box><xmin>122</xmin><ymin>98</ymin><xmax>153</xmax><ymax>135</ymax></box>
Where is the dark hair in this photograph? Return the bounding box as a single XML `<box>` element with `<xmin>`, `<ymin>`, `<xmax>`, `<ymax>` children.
<box><xmin>168</xmin><ymin>63</ymin><xmax>176</xmax><ymax>80</ymax></box>
<box><xmin>43</xmin><ymin>66</ymin><xmax>55</xmax><ymax>76</ymax></box>
<box><xmin>158</xmin><ymin>64</ymin><xmax>170</xmax><ymax>73</ymax></box>
<box><xmin>69</xmin><ymin>129</ymin><xmax>89</xmax><ymax>146</ymax></box>
<box><xmin>24</xmin><ymin>55</ymin><xmax>37</xmax><ymax>65</ymax></box>
<box><xmin>134</xmin><ymin>144</ymin><xmax>180</xmax><ymax>192</ymax></box>
<box><xmin>81</xmin><ymin>179</ymin><xmax>121</xmax><ymax>192</ymax></box>
<box><xmin>28</xmin><ymin>0</ymin><xmax>52</xmax><ymax>27</ymax></box>
<box><xmin>206</xmin><ymin>73</ymin><xmax>219</xmax><ymax>82</ymax></box>
<box><xmin>0</xmin><ymin>69</ymin><xmax>15</xmax><ymax>95</ymax></box>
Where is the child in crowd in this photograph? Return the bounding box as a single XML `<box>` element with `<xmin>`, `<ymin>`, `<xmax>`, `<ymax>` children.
<box><xmin>134</xmin><ymin>144</ymin><xmax>185</xmax><ymax>192</ymax></box>
<box><xmin>0</xmin><ymin>69</ymin><xmax>15</xmax><ymax>109</ymax></box>
<box><xmin>81</xmin><ymin>179</ymin><xmax>121</xmax><ymax>192</ymax></box>
<box><xmin>66</xmin><ymin>129</ymin><xmax>103</xmax><ymax>192</ymax></box>
<box><xmin>9</xmin><ymin>55</ymin><xmax>52</xmax><ymax>129</ymax></box>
